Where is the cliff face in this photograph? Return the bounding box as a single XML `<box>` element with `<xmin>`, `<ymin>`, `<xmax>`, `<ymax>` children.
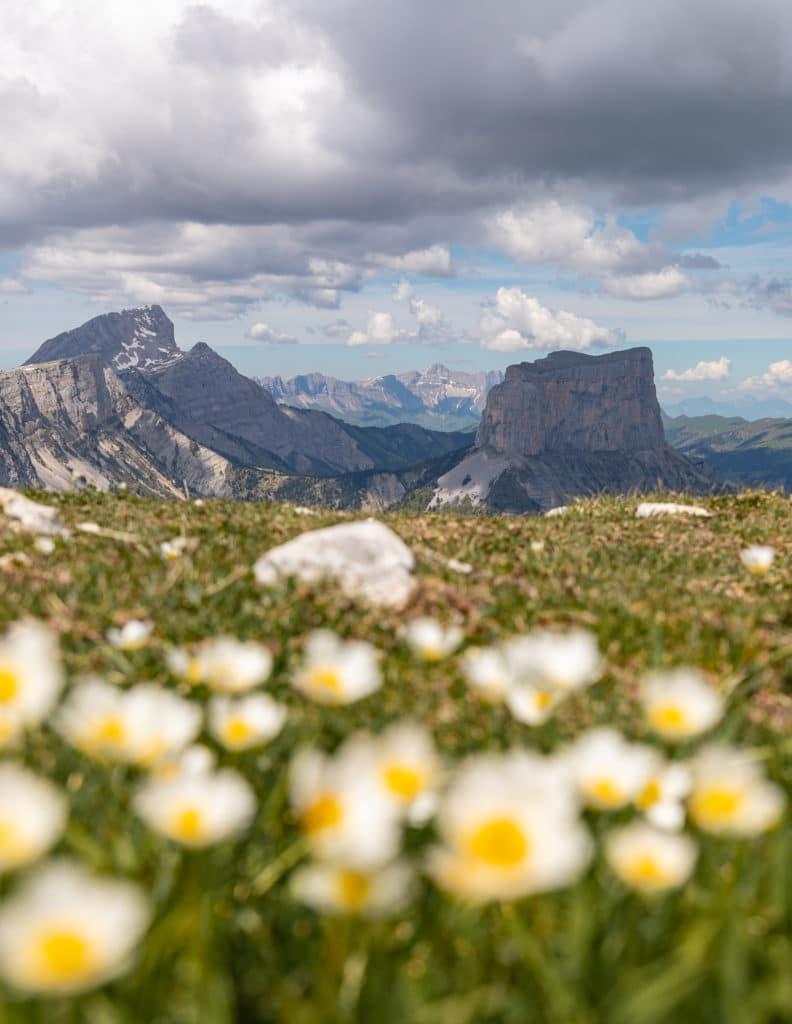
<box><xmin>434</xmin><ymin>347</ymin><xmax>712</xmax><ymax>512</ymax></box>
<box><xmin>477</xmin><ymin>349</ymin><xmax>664</xmax><ymax>456</ymax></box>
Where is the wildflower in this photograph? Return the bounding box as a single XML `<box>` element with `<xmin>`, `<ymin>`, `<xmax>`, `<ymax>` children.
<box><xmin>427</xmin><ymin>752</ymin><xmax>590</xmax><ymax>902</ymax></box>
<box><xmin>291</xmin><ymin>860</ymin><xmax>415</xmax><ymax>916</ymax></box>
<box><xmin>160</xmin><ymin>537</ymin><xmax>189</xmax><ymax>560</ymax></box>
<box><xmin>209</xmin><ymin>694</ymin><xmax>287</xmax><ymax>751</ymax></box>
<box><xmin>290</xmin><ymin>748</ymin><xmax>401</xmax><ymax>868</ymax></box>
<box><xmin>0</xmin><ymin>621</ymin><xmax>63</xmax><ymax>747</ymax></box>
<box><xmin>106</xmin><ymin>619</ymin><xmax>154</xmax><ymax>652</ymax></box>
<box><xmin>405</xmin><ymin>618</ymin><xmax>463</xmax><ymax>662</ymax></box>
<box><xmin>34</xmin><ymin>537</ymin><xmax>55</xmax><ymax>556</ymax></box>
<box><xmin>530</xmin><ymin>540</ymin><xmax>545</xmax><ymax>553</ymax></box>
<box><xmin>567</xmin><ymin>728</ymin><xmax>659</xmax><ymax>810</ymax></box>
<box><xmin>134</xmin><ymin>767</ymin><xmax>256</xmax><ymax>847</ymax></box>
<box><xmin>635</xmin><ymin>762</ymin><xmax>692</xmax><ymax>832</ymax></box>
<box><xmin>0</xmin><ymin>765</ymin><xmax>67</xmax><ymax>873</ymax></box>
<box><xmin>293</xmin><ymin>630</ymin><xmax>382</xmax><ymax>706</ymax></box>
<box><xmin>740</xmin><ymin>545</ymin><xmax>775</xmax><ymax>576</ymax></box>
<box><xmin>57</xmin><ymin>680</ymin><xmax>201</xmax><ymax>767</ymax></box>
<box><xmin>0</xmin><ymin>860</ymin><xmax>149</xmax><ymax>995</ymax></box>
<box><xmin>688</xmin><ymin>745</ymin><xmax>786</xmax><ymax>836</ymax></box>
<box><xmin>341</xmin><ymin>723</ymin><xmax>441</xmax><ymax>823</ymax></box>
<box><xmin>150</xmin><ymin>744</ymin><xmax>216</xmax><ymax>781</ymax></box>
<box><xmin>198</xmin><ymin>638</ymin><xmax>273</xmax><ymax>693</ymax></box>
<box><xmin>506</xmin><ymin>682</ymin><xmax>563</xmax><ymax>725</ymax></box>
<box><xmin>461</xmin><ymin>647</ymin><xmax>513</xmax><ymax>703</ymax></box>
<box><xmin>503</xmin><ymin>628</ymin><xmax>603</xmax><ymax>695</ymax></box>
<box><xmin>607</xmin><ymin>823</ymin><xmax>697</xmax><ymax>892</ymax></box>
<box><xmin>642</xmin><ymin>668</ymin><xmax>723</xmax><ymax>742</ymax></box>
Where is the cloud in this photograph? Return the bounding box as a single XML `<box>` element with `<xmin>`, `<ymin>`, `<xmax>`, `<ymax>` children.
<box><xmin>369</xmin><ymin>245</ymin><xmax>453</xmax><ymax>276</ymax></box>
<box><xmin>478</xmin><ymin>287</ymin><xmax>622</xmax><ymax>352</ymax></box>
<box><xmin>747</xmin><ymin>278</ymin><xmax>792</xmax><ymax>317</ymax></box>
<box><xmin>677</xmin><ymin>252</ymin><xmax>724</xmax><ymax>270</ymax></box>
<box><xmin>0</xmin><ymin>278</ymin><xmax>27</xmax><ymax>294</ymax></box>
<box><xmin>603</xmin><ymin>266</ymin><xmax>690</xmax><ymax>300</ymax></box>
<box><xmin>663</xmin><ymin>357</ymin><xmax>731</xmax><ymax>383</ymax></box>
<box><xmin>246</xmin><ymin>322</ymin><xmax>298</xmax><ymax>345</ymax></box>
<box><xmin>738</xmin><ymin>359</ymin><xmax>792</xmax><ymax>390</ymax></box>
<box><xmin>392</xmin><ymin>279</ymin><xmax>412</xmax><ymax>301</ymax></box>
<box><xmin>347</xmin><ymin>311</ymin><xmax>404</xmax><ymax>347</ymax></box>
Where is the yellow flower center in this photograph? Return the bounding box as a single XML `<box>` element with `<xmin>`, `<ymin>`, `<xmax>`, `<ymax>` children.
<box><xmin>621</xmin><ymin>853</ymin><xmax>670</xmax><ymax>888</ymax></box>
<box><xmin>747</xmin><ymin>563</ymin><xmax>769</xmax><ymax>577</ymax></box>
<box><xmin>383</xmin><ymin>763</ymin><xmax>423</xmax><ymax>801</ymax></box>
<box><xmin>649</xmin><ymin>704</ymin><xmax>689</xmax><ymax>734</ymax></box>
<box><xmin>303</xmin><ymin>793</ymin><xmax>343</xmax><ymax>834</ymax></box>
<box><xmin>222</xmin><ymin>717</ymin><xmax>255</xmax><ymax>748</ymax></box>
<box><xmin>337</xmin><ymin>870</ymin><xmax>371</xmax><ymax>910</ymax></box>
<box><xmin>535</xmin><ymin>690</ymin><xmax>553</xmax><ymax>710</ymax></box>
<box><xmin>637</xmin><ymin>780</ymin><xmax>661</xmax><ymax>809</ymax></box>
<box><xmin>586</xmin><ymin>778</ymin><xmax>626</xmax><ymax>808</ymax></box>
<box><xmin>422</xmin><ymin>645</ymin><xmax>445</xmax><ymax>662</ymax></box>
<box><xmin>34</xmin><ymin>930</ymin><xmax>95</xmax><ymax>984</ymax></box>
<box><xmin>170</xmin><ymin>806</ymin><xmax>206</xmax><ymax>843</ymax></box>
<box><xmin>469</xmin><ymin>817</ymin><xmax>529</xmax><ymax>868</ymax></box>
<box><xmin>307</xmin><ymin>666</ymin><xmax>343</xmax><ymax>695</ymax></box>
<box><xmin>0</xmin><ymin>667</ymin><xmax>20</xmax><ymax>704</ymax></box>
<box><xmin>690</xmin><ymin>787</ymin><xmax>743</xmax><ymax>825</ymax></box>
<box><xmin>92</xmin><ymin>715</ymin><xmax>127</xmax><ymax>748</ymax></box>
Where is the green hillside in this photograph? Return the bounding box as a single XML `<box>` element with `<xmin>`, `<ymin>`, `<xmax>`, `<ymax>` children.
<box><xmin>0</xmin><ymin>489</ymin><xmax>789</xmax><ymax>1023</ymax></box>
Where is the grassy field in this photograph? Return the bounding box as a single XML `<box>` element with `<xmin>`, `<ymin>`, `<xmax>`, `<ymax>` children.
<box><xmin>0</xmin><ymin>488</ymin><xmax>790</xmax><ymax>1024</ymax></box>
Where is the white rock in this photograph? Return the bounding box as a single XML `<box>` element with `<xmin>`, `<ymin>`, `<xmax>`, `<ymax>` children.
<box><xmin>636</xmin><ymin>502</ymin><xmax>712</xmax><ymax>519</ymax></box>
<box><xmin>544</xmin><ymin>505</ymin><xmax>569</xmax><ymax>517</ymax></box>
<box><xmin>0</xmin><ymin>488</ymin><xmax>65</xmax><ymax>536</ymax></box>
<box><xmin>254</xmin><ymin>519</ymin><xmax>416</xmax><ymax>609</ymax></box>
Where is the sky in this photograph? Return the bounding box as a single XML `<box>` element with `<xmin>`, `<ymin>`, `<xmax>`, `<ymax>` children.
<box><xmin>2</xmin><ymin>0</ymin><xmax>792</xmax><ymax>409</ymax></box>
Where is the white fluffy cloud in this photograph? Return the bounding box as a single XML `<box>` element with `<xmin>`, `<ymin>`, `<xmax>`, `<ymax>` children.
<box><xmin>347</xmin><ymin>311</ymin><xmax>404</xmax><ymax>347</ymax></box>
<box><xmin>479</xmin><ymin>287</ymin><xmax>621</xmax><ymax>352</ymax></box>
<box><xmin>738</xmin><ymin>359</ymin><xmax>792</xmax><ymax>390</ymax></box>
<box><xmin>369</xmin><ymin>245</ymin><xmax>453</xmax><ymax>276</ymax></box>
<box><xmin>663</xmin><ymin>356</ymin><xmax>731</xmax><ymax>383</ymax></box>
<box><xmin>246</xmin><ymin>322</ymin><xmax>298</xmax><ymax>345</ymax></box>
<box><xmin>0</xmin><ymin>278</ymin><xmax>26</xmax><ymax>294</ymax></box>
<box><xmin>604</xmin><ymin>266</ymin><xmax>690</xmax><ymax>300</ymax></box>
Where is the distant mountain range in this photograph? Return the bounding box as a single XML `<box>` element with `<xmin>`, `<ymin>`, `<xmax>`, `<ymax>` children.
<box><xmin>662</xmin><ymin>394</ymin><xmax>792</xmax><ymax>420</ymax></box>
<box><xmin>3</xmin><ymin>305</ymin><xmax>789</xmax><ymax>505</ymax></box>
<box><xmin>663</xmin><ymin>412</ymin><xmax>792</xmax><ymax>491</ymax></box>
<box><xmin>258</xmin><ymin>365</ymin><xmax>503</xmax><ymax>430</ymax></box>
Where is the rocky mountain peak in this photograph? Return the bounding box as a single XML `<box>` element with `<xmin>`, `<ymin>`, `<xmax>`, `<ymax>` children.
<box><xmin>26</xmin><ymin>305</ymin><xmax>180</xmax><ymax>373</ymax></box>
<box><xmin>477</xmin><ymin>347</ymin><xmax>665</xmax><ymax>457</ymax></box>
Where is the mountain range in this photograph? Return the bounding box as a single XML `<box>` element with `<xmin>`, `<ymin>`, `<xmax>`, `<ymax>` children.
<box><xmin>2</xmin><ymin>304</ymin><xmax>789</xmax><ymax>507</ymax></box>
<box><xmin>258</xmin><ymin>365</ymin><xmax>502</xmax><ymax>430</ymax></box>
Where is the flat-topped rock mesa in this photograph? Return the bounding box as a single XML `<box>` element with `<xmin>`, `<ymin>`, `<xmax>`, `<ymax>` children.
<box><xmin>477</xmin><ymin>348</ymin><xmax>665</xmax><ymax>457</ymax></box>
<box><xmin>433</xmin><ymin>347</ymin><xmax>713</xmax><ymax>513</ymax></box>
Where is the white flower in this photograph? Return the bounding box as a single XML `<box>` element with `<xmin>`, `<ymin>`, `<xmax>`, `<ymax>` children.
<box><xmin>209</xmin><ymin>694</ymin><xmax>287</xmax><ymax>751</ymax></box>
<box><xmin>530</xmin><ymin>540</ymin><xmax>545</xmax><ymax>553</ymax></box>
<box><xmin>150</xmin><ymin>744</ymin><xmax>216</xmax><ymax>781</ymax></box>
<box><xmin>291</xmin><ymin>860</ymin><xmax>415</xmax><ymax>916</ymax></box>
<box><xmin>740</xmin><ymin>546</ymin><xmax>775</xmax><ymax>576</ymax></box>
<box><xmin>687</xmin><ymin>745</ymin><xmax>786</xmax><ymax>837</ymax></box>
<box><xmin>339</xmin><ymin>723</ymin><xmax>441</xmax><ymax>824</ymax></box>
<box><xmin>192</xmin><ymin>637</ymin><xmax>273</xmax><ymax>694</ymax></box>
<box><xmin>427</xmin><ymin>751</ymin><xmax>591</xmax><ymax>902</ymax></box>
<box><xmin>160</xmin><ymin>537</ymin><xmax>189</xmax><ymax>560</ymax></box>
<box><xmin>405</xmin><ymin>618</ymin><xmax>464</xmax><ymax>662</ymax></box>
<box><xmin>461</xmin><ymin>647</ymin><xmax>514</xmax><ymax>703</ymax></box>
<box><xmin>0</xmin><ymin>860</ymin><xmax>149</xmax><ymax>995</ymax></box>
<box><xmin>567</xmin><ymin>728</ymin><xmax>659</xmax><ymax>810</ymax></box>
<box><xmin>606</xmin><ymin>823</ymin><xmax>698</xmax><ymax>892</ymax></box>
<box><xmin>0</xmin><ymin>621</ymin><xmax>64</xmax><ymax>747</ymax></box>
<box><xmin>0</xmin><ymin>764</ymin><xmax>67</xmax><ymax>873</ymax></box>
<box><xmin>503</xmin><ymin>628</ymin><xmax>603</xmax><ymax>694</ymax></box>
<box><xmin>34</xmin><ymin>537</ymin><xmax>55</xmax><ymax>556</ymax></box>
<box><xmin>293</xmin><ymin>631</ymin><xmax>382</xmax><ymax>706</ymax></box>
<box><xmin>56</xmin><ymin>681</ymin><xmax>201</xmax><ymax>767</ymax></box>
<box><xmin>76</xmin><ymin>522</ymin><xmax>101</xmax><ymax>535</ymax></box>
<box><xmin>134</xmin><ymin>768</ymin><xmax>256</xmax><ymax>847</ymax></box>
<box><xmin>505</xmin><ymin>682</ymin><xmax>563</xmax><ymax>725</ymax></box>
<box><xmin>106</xmin><ymin>620</ymin><xmax>154</xmax><ymax>652</ymax></box>
<box><xmin>642</xmin><ymin>668</ymin><xmax>723</xmax><ymax>742</ymax></box>
<box><xmin>290</xmin><ymin>748</ymin><xmax>401</xmax><ymax>868</ymax></box>
<box><xmin>635</xmin><ymin>762</ymin><xmax>692</xmax><ymax>832</ymax></box>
